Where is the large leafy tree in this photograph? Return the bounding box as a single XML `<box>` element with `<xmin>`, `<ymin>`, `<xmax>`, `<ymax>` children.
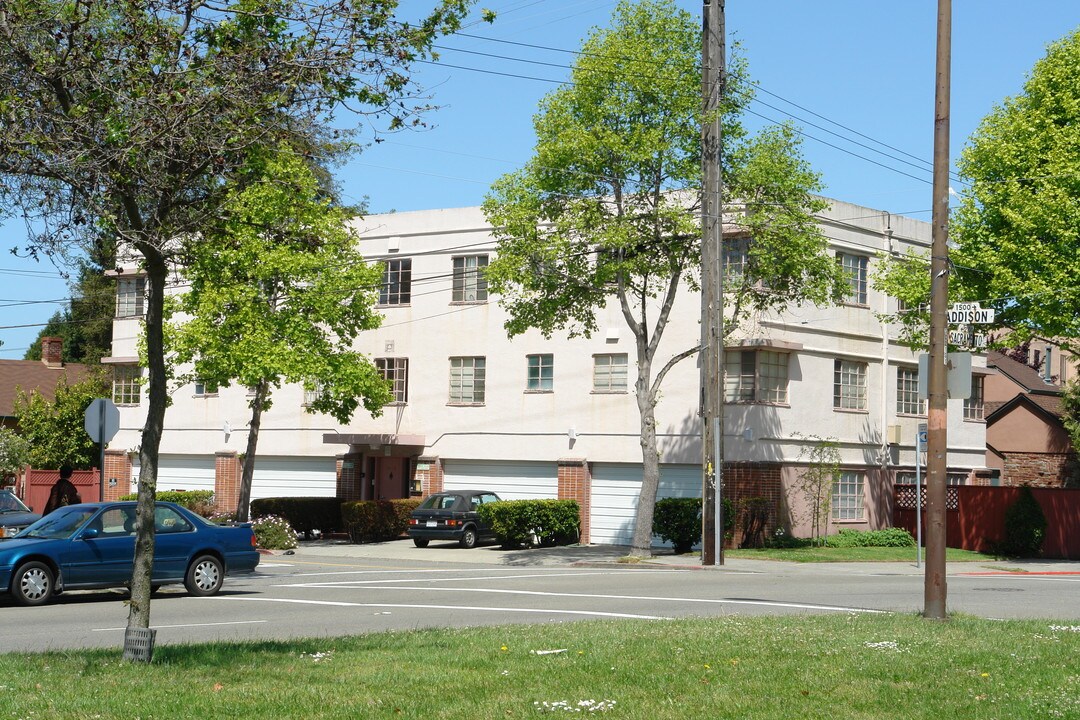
<box><xmin>0</xmin><ymin>0</ymin><xmax>471</xmax><ymax>642</ymax></box>
<box><xmin>165</xmin><ymin>146</ymin><xmax>392</xmax><ymax>521</ymax></box>
<box><xmin>950</xmin><ymin>29</ymin><xmax>1080</xmax><ymax>353</ymax></box>
<box><xmin>482</xmin><ymin>0</ymin><xmax>846</xmax><ymax>556</ymax></box>
<box><xmin>13</xmin><ymin>373</ymin><xmax>110</xmax><ymax>469</ymax></box>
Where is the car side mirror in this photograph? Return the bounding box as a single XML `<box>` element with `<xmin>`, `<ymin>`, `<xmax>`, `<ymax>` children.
<box><xmin>80</xmin><ymin>527</ymin><xmax>100</xmax><ymax>540</ymax></box>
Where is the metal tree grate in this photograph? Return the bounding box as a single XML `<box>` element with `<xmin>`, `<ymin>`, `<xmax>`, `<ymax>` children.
<box><xmin>122</xmin><ymin>627</ymin><xmax>157</xmax><ymax>663</ymax></box>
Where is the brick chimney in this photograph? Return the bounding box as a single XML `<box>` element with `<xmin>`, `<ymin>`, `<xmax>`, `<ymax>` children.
<box><xmin>41</xmin><ymin>336</ymin><xmax>63</xmax><ymax>368</ymax></box>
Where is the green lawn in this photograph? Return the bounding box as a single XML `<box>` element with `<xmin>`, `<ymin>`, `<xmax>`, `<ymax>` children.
<box><xmin>1</xmin><ymin>615</ymin><xmax>1077</xmax><ymax>719</ymax></box>
<box><xmin>723</xmin><ymin>546</ymin><xmax>994</xmax><ymax>563</ymax></box>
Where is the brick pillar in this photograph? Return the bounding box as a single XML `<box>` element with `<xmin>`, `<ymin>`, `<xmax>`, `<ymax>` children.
<box><xmin>558</xmin><ymin>458</ymin><xmax>591</xmax><ymax>544</ymax></box>
<box><xmin>103</xmin><ymin>449</ymin><xmax>132</xmax><ymax>501</ymax></box>
<box><xmin>414</xmin><ymin>456</ymin><xmax>443</xmax><ymax>497</ymax></box>
<box><xmin>337</xmin><ymin>452</ymin><xmax>365</xmax><ymax>502</ymax></box>
<box><xmin>215</xmin><ymin>452</ymin><xmax>241</xmax><ymax>514</ymax></box>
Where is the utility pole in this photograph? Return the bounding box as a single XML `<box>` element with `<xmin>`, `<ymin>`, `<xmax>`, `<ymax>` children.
<box><xmin>924</xmin><ymin>0</ymin><xmax>952</xmax><ymax>619</ymax></box>
<box><xmin>700</xmin><ymin>0</ymin><xmax>725</xmax><ymax>566</ymax></box>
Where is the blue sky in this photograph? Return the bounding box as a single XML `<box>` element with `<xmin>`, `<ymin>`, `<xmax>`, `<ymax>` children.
<box><xmin>1</xmin><ymin>0</ymin><xmax>1078</xmax><ymax>358</ymax></box>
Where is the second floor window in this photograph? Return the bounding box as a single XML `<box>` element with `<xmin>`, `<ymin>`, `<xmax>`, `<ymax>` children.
<box><xmin>722</xmin><ymin>237</ymin><xmax>750</xmax><ymax>285</ymax></box>
<box><xmin>449</xmin><ymin>356</ymin><xmax>485</xmax><ymax>404</ymax></box>
<box><xmin>964</xmin><ymin>375</ymin><xmax>985</xmax><ymax>421</ymax></box>
<box><xmin>593</xmin><ymin>354</ymin><xmax>628</xmax><ymax>393</ymax></box>
<box><xmin>526</xmin><ymin>354</ymin><xmax>553</xmax><ymax>392</ymax></box>
<box><xmin>377</xmin><ymin>358</ymin><xmax>409</xmax><ymax>404</ymax></box>
<box><xmin>113</xmin><ymin>365</ymin><xmax>141</xmax><ymax>406</ymax></box>
<box><xmin>452</xmin><ymin>255</ymin><xmax>488</xmax><ymax>302</ymax></box>
<box><xmin>838</xmin><ymin>253</ymin><xmax>868</xmax><ymax>305</ymax></box>
<box><xmin>194</xmin><ymin>379</ymin><xmax>218</xmax><ymax>397</ymax></box>
<box><xmin>379</xmin><ymin>258</ymin><xmax>412</xmax><ymax>305</ymax></box>
<box><xmin>834</xmin><ymin>359</ymin><xmax>867</xmax><ymax>411</ymax></box>
<box><xmin>896</xmin><ymin>366</ymin><xmax>925</xmax><ymax>415</ymax></box>
<box><xmin>303</xmin><ymin>382</ymin><xmax>323</xmax><ymax>406</ymax></box>
<box><xmin>724</xmin><ymin>349</ymin><xmax>789</xmax><ymax>404</ymax></box>
<box><xmin>116</xmin><ymin>277</ymin><xmax>145</xmax><ymax>318</ymax></box>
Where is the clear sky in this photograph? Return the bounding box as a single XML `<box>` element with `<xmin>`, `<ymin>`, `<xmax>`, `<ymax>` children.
<box><xmin>1</xmin><ymin>0</ymin><xmax>1077</xmax><ymax>359</ymax></box>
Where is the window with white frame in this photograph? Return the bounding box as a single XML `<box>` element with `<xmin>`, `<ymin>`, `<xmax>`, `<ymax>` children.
<box><xmin>449</xmin><ymin>356</ymin><xmax>485</xmax><ymax>404</ymax></box>
<box><xmin>724</xmin><ymin>349</ymin><xmax>789</xmax><ymax>404</ymax></box>
<box><xmin>452</xmin><ymin>255</ymin><xmax>488</xmax><ymax>302</ymax></box>
<box><xmin>376</xmin><ymin>358</ymin><xmax>409</xmax><ymax>404</ymax></box>
<box><xmin>837</xmin><ymin>253</ymin><xmax>868</xmax><ymax>305</ymax></box>
<box><xmin>302</xmin><ymin>383</ymin><xmax>321</xmax><ymax>406</ymax></box>
<box><xmin>896</xmin><ymin>366</ymin><xmax>925</xmax><ymax>415</ymax></box>
<box><xmin>113</xmin><ymin>365</ymin><xmax>141</xmax><ymax>406</ymax></box>
<box><xmin>379</xmin><ymin>258</ymin><xmax>411</xmax><ymax>305</ymax></box>
<box><xmin>115</xmin><ymin>277</ymin><xmax>145</xmax><ymax>318</ymax></box>
<box><xmin>526</xmin><ymin>354</ymin><xmax>553</xmax><ymax>392</ymax></box>
<box><xmin>194</xmin><ymin>379</ymin><xmax>218</xmax><ymax>396</ymax></box>
<box><xmin>832</xmin><ymin>471</ymin><xmax>864</xmax><ymax>521</ymax></box>
<box><xmin>834</xmin><ymin>359</ymin><xmax>868</xmax><ymax>411</ymax></box>
<box><xmin>963</xmin><ymin>375</ymin><xmax>984</xmax><ymax>421</ymax></box>
<box><xmin>592</xmin><ymin>353</ymin><xmax>628</xmax><ymax>392</ymax></box>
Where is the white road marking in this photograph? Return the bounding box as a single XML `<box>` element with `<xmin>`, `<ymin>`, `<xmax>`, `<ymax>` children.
<box><xmin>257</xmin><ymin>563</ymin><xmax>294</xmax><ymax>568</ymax></box>
<box><xmin>214</xmin><ymin>596</ymin><xmax>670</xmax><ymax>620</ymax></box>
<box><xmin>278</xmin><ymin>569</ymin><xmax>693</xmax><ymax>586</ymax></box>
<box><xmin>91</xmin><ymin>620</ymin><xmax>268</xmax><ymax>632</ymax></box>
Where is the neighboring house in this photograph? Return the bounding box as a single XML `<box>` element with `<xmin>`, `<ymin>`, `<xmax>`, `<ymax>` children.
<box><xmin>984</xmin><ymin>350</ymin><xmax>1078</xmax><ymax>487</ymax></box>
<box><xmin>101</xmin><ymin>198</ymin><xmax>991</xmax><ymax>546</ymax></box>
<box><xmin>0</xmin><ymin>337</ymin><xmax>90</xmax><ymax>429</ymax></box>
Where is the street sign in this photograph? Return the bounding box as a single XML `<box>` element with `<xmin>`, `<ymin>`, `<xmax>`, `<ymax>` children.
<box><xmin>947</xmin><ymin>302</ymin><xmax>995</xmax><ymax>324</ymax></box>
<box><xmin>917</xmin><ymin>352</ymin><xmax>973</xmax><ymax>400</ymax></box>
<box><xmin>84</xmin><ymin>398</ymin><xmax>120</xmax><ymax>444</ymax></box>
<box><xmin>917</xmin><ymin>422</ymin><xmax>928</xmax><ymax>447</ymax></box>
<box><xmin>948</xmin><ymin>327</ymin><xmax>988</xmax><ymax>348</ymax></box>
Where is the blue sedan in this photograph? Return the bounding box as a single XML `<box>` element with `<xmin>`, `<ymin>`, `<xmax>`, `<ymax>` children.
<box><xmin>0</xmin><ymin>501</ymin><xmax>260</xmax><ymax>606</ymax></box>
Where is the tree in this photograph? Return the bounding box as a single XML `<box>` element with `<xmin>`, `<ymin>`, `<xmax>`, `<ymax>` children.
<box><xmin>793</xmin><ymin>435</ymin><xmax>841</xmax><ymax>546</ymax></box>
<box><xmin>950</xmin><ymin>29</ymin><xmax>1080</xmax><ymax>354</ymax></box>
<box><xmin>482</xmin><ymin>0</ymin><xmax>846</xmax><ymax>556</ymax></box>
<box><xmin>165</xmin><ymin>146</ymin><xmax>392</xmax><ymax>521</ymax></box>
<box><xmin>0</xmin><ymin>0</ymin><xmax>472</xmax><ymax>647</ymax></box>
<box><xmin>13</xmin><ymin>373</ymin><xmax>110</xmax><ymax>469</ymax></box>
<box><xmin>0</xmin><ymin>428</ymin><xmax>32</xmax><ymax>485</ymax></box>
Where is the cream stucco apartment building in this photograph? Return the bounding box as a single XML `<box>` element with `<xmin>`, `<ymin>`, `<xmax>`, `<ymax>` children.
<box><xmin>100</xmin><ymin>198</ymin><xmax>990</xmax><ymax>546</ymax></box>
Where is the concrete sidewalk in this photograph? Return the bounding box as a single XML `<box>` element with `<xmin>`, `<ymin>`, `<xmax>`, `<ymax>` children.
<box><xmin>277</xmin><ymin>538</ymin><xmax>1080</xmax><ymax>576</ymax></box>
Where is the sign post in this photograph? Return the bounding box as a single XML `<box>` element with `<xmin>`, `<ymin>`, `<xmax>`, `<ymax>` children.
<box><xmin>916</xmin><ymin>422</ymin><xmax>927</xmax><ymax>568</ymax></box>
<box><xmin>84</xmin><ymin>398</ymin><xmax>120</xmax><ymax>501</ymax></box>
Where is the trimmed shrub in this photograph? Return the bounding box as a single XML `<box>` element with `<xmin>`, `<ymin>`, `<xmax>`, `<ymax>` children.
<box><xmin>252</xmin><ymin>514</ymin><xmax>298</xmax><ymax>550</ymax></box>
<box><xmin>120</xmin><ymin>490</ymin><xmax>214</xmax><ymax>510</ymax></box>
<box><xmin>999</xmin><ymin>486</ymin><xmax>1047</xmax><ymax>557</ymax></box>
<box><xmin>652</xmin><ymin>497</ymin><xmax>735</xmax><ymax>553</ymax></box>
<box><xmin>825</xmin><ymin>528</ymin><xmax>916</xmax><ymax>548</ymax></box>
<box><xmin>250</xmin><ymin>497</ymin><xmax>344</xmax><ymax>539</ymax></box>
<box><xmin>478</xmin><ymin>499</ymin><xmax>580</xmax><ymax>548</ymax></box>
<box><xmin>341</xmin><ymin>499</ymin><xmax>419</xmax><ymax>544</ymax></box>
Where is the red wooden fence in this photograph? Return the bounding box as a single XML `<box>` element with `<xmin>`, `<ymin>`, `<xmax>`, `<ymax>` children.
<box><xmin>23</xmin><ymin>468</ymin><xmax>101</xmax><ymax>514</ymax></box>
<box><xmin>895</xmin><ymin>484</ymin><xmax>1080</xmax><ymax>560</ymax></box>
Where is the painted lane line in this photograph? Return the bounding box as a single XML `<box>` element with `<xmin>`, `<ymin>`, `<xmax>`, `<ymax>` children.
<box><xmin>92</xmin><ymin>620</ymin><xmax>269</xmax><ymax>632</ymax></box>
<box><xmin>277</xmin><ymin>570</ymin><xmax>696</xmax><ymax>586</ymax></box>
<box><xmin>214</xmin><ymin>596</ymin><xmax>670</xmax><ymax>620</ymax></box>
<box><xmin>276</xmin><ymin>584</ymin><xmax>887</xmax><ymax>614</ymax></box>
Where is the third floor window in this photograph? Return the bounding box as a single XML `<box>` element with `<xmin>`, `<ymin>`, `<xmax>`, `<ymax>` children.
<box><xmin>116</xmin><ymin>277</ymin><xmax>145</xmax><ymax>318</ymax></box>
<box><xmin>452</xmin><ymin>254</ymin><xmax>488</xmax><ymax>302</ymax></box>
<box><xmin>380</xmin><ymin>258</ymin><xmax>412</xmax><ymax>305</ymax></box>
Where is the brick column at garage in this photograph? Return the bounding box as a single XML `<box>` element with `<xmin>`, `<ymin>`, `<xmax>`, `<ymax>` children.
<box><xmin>336</xmin><ymin>452</ymin><xmax>365</xmax><ymax>502</ymax></box>
<box><xmin>103</xmin><ymin>449</ymin><xmax>132</xmax><ymax>500</ymax></box>
<box><xmin>558</xmin><ymin>459</ymin><xmax>591</xmax><ymax>544</ymax></box>
<box><xmin>413</xmin><ymin>456</ymin><xmax>443</xmax><ymax>497</ymax></box>
<box><xmin>215</xmin><ymin>451</ymin><xmax>241</xmax><ymax>513</ymax></box>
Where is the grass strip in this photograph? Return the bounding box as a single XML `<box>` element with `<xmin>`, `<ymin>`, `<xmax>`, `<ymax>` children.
<box><xmin>1</xmin><ymin>614</ymin><xmax>1077</xmax><ymax>719</ymax></box>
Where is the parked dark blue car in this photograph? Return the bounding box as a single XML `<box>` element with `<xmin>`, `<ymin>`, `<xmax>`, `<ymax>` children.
<box><xmin>0</xmin><ymin>501</ymin><xmax>260</xmax><ymax>606</ymax></box>
<box><xmin>0</xmin><ymin>490</ymin><xmax>40</xmax><ymax>539</ymax></box>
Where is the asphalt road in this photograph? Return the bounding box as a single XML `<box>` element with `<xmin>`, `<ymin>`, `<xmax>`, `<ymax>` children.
<box><xmin>2</xmin><ymin>543</ymin><xmax>1078</xmax><ymax>654</ymax></box>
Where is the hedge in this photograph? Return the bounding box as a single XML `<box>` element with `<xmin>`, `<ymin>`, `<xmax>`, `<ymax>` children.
<box><xmin>477</xmin><ymin>499</ymin><xmax>580</xmax><ymax>548</ymax></box>
<box><xmin>249</xmin><ymin>497</ymin><xmax>344</xmax><ymax>539</ymax></box>
<box><xmin>341</xmin><ymin>499</ymin><xmax>420</xmax><ymax>544</ymax></box>
<box><xmin>119</xmin><ymin>490</ymin><xmax>214</xmax><ymax>511</ymax></box>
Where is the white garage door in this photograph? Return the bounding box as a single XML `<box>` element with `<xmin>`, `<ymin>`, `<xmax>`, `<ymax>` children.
<box><xmin>589</xmin><ymin>464</ymin><xmax>702</xmax><ymax>547</ymax></box>
<box><xmin>250</xmin><ymin>456</ymin><xmax>337</xmax><ymax>501</ymax></box>
<box><xmin>442</xmin><ymin>461</ymin><xmax>557</xmax><ymax>500</ymax></box>
<box><xmin>155</xmin><ymin>455</ymin><xmax>216</xmax><ymax>493</ymax></box>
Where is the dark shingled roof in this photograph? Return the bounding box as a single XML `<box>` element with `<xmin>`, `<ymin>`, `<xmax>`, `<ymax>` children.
<box><xmin>0</xmin><ymin>360</ymin><xmax>92</xmax><ymax>418</ymax></box>
<box><xmin>986</xmin><ymin>350</ymin><xmax>1061</xmax><ymax>395</ymax></box>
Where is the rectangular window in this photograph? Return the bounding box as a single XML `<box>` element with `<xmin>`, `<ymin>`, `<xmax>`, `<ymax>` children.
<box><xmin>452</xmin><ymin>255</ymin><xmax>489</xmax><ymax>302</ymax></box>
<box><xmin>834</xmin><ymin>359</ymin><xmax>868</xmax><ymax>411</ymax></box>
<box><xmin>449</xmin><ymin>356</ymin><xmax>486</xmax><ymax>404</ymax></box>
<box><xmin>113</xmin><ymin>365</ymin><xmax>141</xmax><ymax>406</ymax></box>
<box><xmin>837</xmin><ymin>253</ymin><xmax>868</xmax><ymax>305</ymax></box>
<box><xmin>526</xmin><ymin>354</ymin><xmax>553</xmax><ymax>392</ymax></box>
<box><xmin>832</xmin><ymin>471</ymin><xmax>864</xmax><ymax>521</ymax></box>
<box><xmin>722</xmin><ymin>237</ymin><xmax>750</xmax><ymax>284</ymax></box>
<box><xmin>376</xmin><ymin>358</ymin><xmax>409</xmax><ymax>404</ymax></box>
<box><xmin>593</xmin><ymin>354</ymin><xmax>628</xmax><ymax>392</ymax></box>
<box><xmin>724</xmin><ymin>350</ymin><xmax>788</xmax><ymax>404</ymax></box>
<box><xmin>303</xmin><ymin>382</ymin><xmax>323</xmax><ymax>407</ymax></box>
<box><xmin>115</xmin><ymin>277</ymin><xmax>145</xmax><ymax>318</ymax></box>
<box><xmin>379</xmin><ymin>258</ymin><xmax>412</xmax><ymax>305</ymax></box>
<box><xmin>194</xmin><ymin>379</ymin><xmax>218</xmax><ymax>397</ymax></box>
<box><xmin>896</xmin><ymin>366</ymin><xmax>925</xmax><ymax>415</ymax></box>
<box><xmin>964</xmin><ymin>375</ymin><xmax>984</xmax><ymax>421</ymax></box>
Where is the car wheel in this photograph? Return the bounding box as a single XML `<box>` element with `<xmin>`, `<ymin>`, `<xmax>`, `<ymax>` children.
<box><xmin>460</xmin><ymin>526</ymin><xmax>478</xmax><ymax>549</ymax></box>
<box><xmin>184</xmin><ymin>555</ymin><xmax>224</xmax><ymax>597</ymax></box>
<box><xmin>412</xmin><ymin>538</ymin><xmax>430</xmax><ymax>548</ymax></box>
<box><xmin>12</xmin><ymin>561</ymin><xmax>54</xmax><ymax>606</ymax></box>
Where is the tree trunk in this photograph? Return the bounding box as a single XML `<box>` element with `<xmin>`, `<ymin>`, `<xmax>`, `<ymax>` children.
<box><xmin>630</xmin><ymin>357</ymin><xmax>660</xmax><ymax>557</ymax></box>
<box><xmin>235</xmin><ymin>379</ymin><xmax>268</xmax><ymax>522</ymax></box>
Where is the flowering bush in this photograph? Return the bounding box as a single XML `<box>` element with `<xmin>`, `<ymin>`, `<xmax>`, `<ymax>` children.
<box><xmin>252</xmin><ymin>514</ymin><xmax>298</xmax><ymax>550</ymax></box>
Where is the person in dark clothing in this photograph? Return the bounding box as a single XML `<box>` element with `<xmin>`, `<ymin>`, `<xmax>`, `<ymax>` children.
<box><xmin>44</xmin><ymin>465</ymin><xmax>81</xmax><ymax>514</ymax></box>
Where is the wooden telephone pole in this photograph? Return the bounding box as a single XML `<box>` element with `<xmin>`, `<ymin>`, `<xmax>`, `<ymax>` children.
<box><xmin>701</xmin><ymin>0</ymin><xmax>725</xmax><ymax>566</ymax></box>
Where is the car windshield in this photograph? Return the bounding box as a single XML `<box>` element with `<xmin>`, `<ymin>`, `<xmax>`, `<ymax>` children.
<box><xmin>20</xmin><ymin>506</ymin><xmax>96</xmax><ymax>540</ymax></box>
<box><xmin>0</xmin><ymin>491</ymin><xmax>31</xmax><ymax>514</ymax></box>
